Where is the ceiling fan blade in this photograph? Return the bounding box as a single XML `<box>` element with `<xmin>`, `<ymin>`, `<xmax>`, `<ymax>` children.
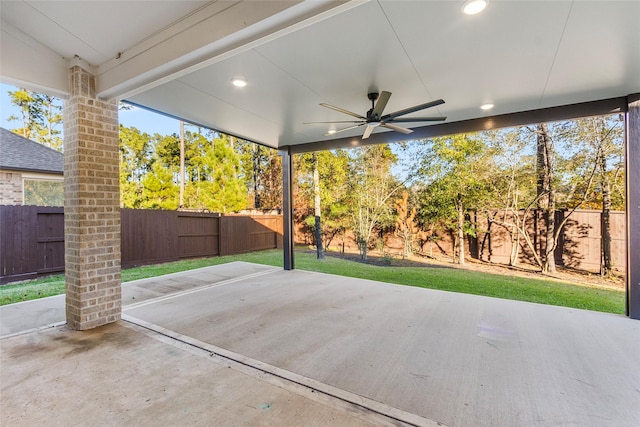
<box><xmin>303</xmin><ymin>120</ymin><xmax>364</xmax><ymax>124</ymax></box>
<box><xmin>320</xmin><ymin>103</ymin><xmax>366</xmax><ymax>120</ymax></box>
<box><xmin>325</xmin><ymin>123</ymin><xmax>365</xmax><ymax>136</ymax></box>
<box><xmin>371</xmin><ymin>91</ymin><xmax>391</xmax><ymax>118</ymax></box>
<box><xmin>382</xmin><ymin>99</ymin><xmax>445</xmax><ymax>121</ymax></box>
<box><xmin>362</xmin><ymin>124</ymin><xmax>376</xmax><ymax>139</ymax></box>
<box><xmin>387</xmin><ymin>116</ymin><xmax>447</xmax><ymax>122</ymax></box>
<box><xmin>381</xmin><ymin>122</ymin><xmax>413</xmax><ymax>135</ymax></box>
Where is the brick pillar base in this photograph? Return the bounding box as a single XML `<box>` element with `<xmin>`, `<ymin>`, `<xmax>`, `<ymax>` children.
<box><xmin>64</xmin><ymin>65</ymin><xmax>121</xmax><ymax>330</ymax></box>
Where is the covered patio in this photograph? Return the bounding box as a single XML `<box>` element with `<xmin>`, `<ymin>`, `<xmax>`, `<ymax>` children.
<box><xmin>1</xmin><ymin>1</ymin><xmax>639</xmax><ymax>425</ymax></box>
<box><xmin>1</xmin><ymin>1</ymin><xmax>638</xmax><ymax>327</ymax></box>
<box><xmin>2</xmin><ymin>262</ymin><xmax>639</xmax><ymax>426</ymax></box>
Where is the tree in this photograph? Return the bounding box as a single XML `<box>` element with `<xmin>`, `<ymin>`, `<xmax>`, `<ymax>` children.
<box><xmin>259</xmin><ymin>149</ymin><xmax>283</xmax><ymax>210</ymax></box>
<box><xmin>237</xmin><ymin>140</ymin><xmax>283</xmax><ymax>210</ymax></box>
<box><xmin>482</xmin><ymin>116</ymin><xmax>624</xmax><ymax>274</ymax></box>
<box><xmin>120</xmin><ymin>125</ymin><xmax>255</xmax><ymax>213</ymax></box>
<box><xmin>140</xmin><ymin>161</ymin><xmax>179</xmax><ymax>210</ymax></box>
<box><xmin>119</xmin><ymin>125</ymin><xmax>154</xmax><ymax>208</ymax></box>
<box><xmin>296</xmin><ymin>150</ymin><xmax>350</xmax><ymax>251</ymax></box>
<box><xmin>346</xmin><ymin>144</ymin><xmax>399</xmax><ymax>260</ymax></box>
<box><xmin>7</xmin><ymin>89</ymin><xmax>37</xmax><ymax>138</ymax></box>
<box><xmin>535</xmin><ymin>123</ymin><xmax>557</xmax><ymax>273</ymax></box>
<box><xmin>195</xmin><ymin>135</ymin><xmax>247</xmax><ymax>213</ymax></box>
<box><xmin>481</xmin><ymin>128</ymin><xmax>536</xmax><ymax>267</ymax></box>
<box><xmin>415</xmin><ymin>135</ymin><xmax>493</xmax><ymax>265</ymax></box>
<box><xmin>561</xmin><ymin>115</ymin><xmax>624</xmax><ymax>275</ymax></box>
<box><xmin>312</xmin><ymin>152</ymin><xmax>324</xmax><ymax>259</ymax></box>
<box><xmin>394</xmin><ymin>191</ymin><xmax>418</xmax><ymax>258</ymax></box>
<box><xmin>7</xmin><ymin>89</ymin><xmax>63</xmax><ymax>150</ymax></box>
<box><xmin>485</xmin><ymin>124</ymin><xmax>560</xmax><ymax>272</ymax></box>
<box><xmin>298</xmin><ymin>152</ymin><xmax>326</xmax><ymax>258</ymax></box>
<box><xmin>179</xmin><ymin>121</ymin><xmax>185</xmax><ymax>208</ymax></box>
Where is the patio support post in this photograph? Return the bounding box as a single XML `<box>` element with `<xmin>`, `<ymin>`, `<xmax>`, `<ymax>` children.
<box><xmin>627</xmin><ymin>94</ymin><xmax>640</xmax><ymax>320</ymax></box>
<box><xmin>63</xmin><ymin>64</ymin><xmax>121</xmax><ymax>330</ymax></box>
<box><xmin>280</xmin><ymin>146</ymin><xmax>295</xmax><ymax>270</ymax></box>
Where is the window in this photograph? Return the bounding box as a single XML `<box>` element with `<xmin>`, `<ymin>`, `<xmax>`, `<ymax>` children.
<box><xmin>23</xmin><ymin>179</ymin><xmax>64</xmax><ymax>206</ymax></box>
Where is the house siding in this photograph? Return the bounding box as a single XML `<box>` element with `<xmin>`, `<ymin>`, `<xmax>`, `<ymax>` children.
<box><xmin>0</xmin><ymin>170</ymin><xmax>23</xmax><ymax>205</ymax></box>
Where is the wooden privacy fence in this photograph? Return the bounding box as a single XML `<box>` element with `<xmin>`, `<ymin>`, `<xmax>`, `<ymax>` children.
<box><xmin>296</xmin><ymin>208</ymin><xmax>626</xmax><ymax>274</ymax></box>
<box><xmin>0</xmin><ymin>206</ymin><xmax>64</xmax><ymax>284</ymax></box>
<box><xmin>475</xmin><ymin>209</ymin><xmax>625</xmax><ymax>273</ymax></box>
<box><xmin>0</xmin><ymin>206</ymin><xmax>282</xmax><ymax>284</ymax></box>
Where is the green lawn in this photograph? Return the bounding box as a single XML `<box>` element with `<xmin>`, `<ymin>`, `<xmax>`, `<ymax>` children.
<box><xmin>0</xmin><ymin>249</ymin><xmax>625</xmax><ymax>314</ymax></box>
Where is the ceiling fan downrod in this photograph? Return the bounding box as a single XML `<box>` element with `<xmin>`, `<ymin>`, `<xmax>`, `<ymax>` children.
<box><xmin>367</xmin><ymin>92</ymin><xmax>379</xmax><ymax>120</ymax></box>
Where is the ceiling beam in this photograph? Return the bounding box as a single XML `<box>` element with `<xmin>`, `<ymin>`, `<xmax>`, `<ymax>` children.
<box><xmin>288</xmin><ymin>96</ymin><xmax>631</xmax><ymax>154</ymax></box>
<box><xmin>96</xmin><ymin>0</ymin><xmax>352</xmax><ymax>100</ymax></box>
<box><xmin>0</xmin><ymin>20</ymin><xmax>68</xmax><ymax>97</ymax></box>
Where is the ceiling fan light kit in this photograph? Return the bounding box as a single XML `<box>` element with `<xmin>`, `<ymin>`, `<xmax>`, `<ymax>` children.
<box><xmin>306</xmin><ymin>91</ymin><xmax>446</xmax><ymax>139</ymax></box>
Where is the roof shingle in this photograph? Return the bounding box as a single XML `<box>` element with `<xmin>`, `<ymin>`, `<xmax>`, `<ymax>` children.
<box><xmin>0</xmin><ymin>127</ymin><xmax>63</xmax><ymax>174</ymax></box>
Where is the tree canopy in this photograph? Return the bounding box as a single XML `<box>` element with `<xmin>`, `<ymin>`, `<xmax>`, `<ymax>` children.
<box><xmin>4</xmin><ymin>87</ymin><xmax>624</xmax><ymax>273</ymax></box>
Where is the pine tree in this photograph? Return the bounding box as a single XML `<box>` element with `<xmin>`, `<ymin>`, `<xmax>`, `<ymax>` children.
<box><xmin>7</xmin><ymin>88</ymin><xmax>63</xmax><ymax>150</ymax></box>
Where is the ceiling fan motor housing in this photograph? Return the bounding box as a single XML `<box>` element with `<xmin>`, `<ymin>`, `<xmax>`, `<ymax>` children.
<box><xmin>367</xmin><ymin>92</ymin><xmax>380</xmax><ymax>120</ymax></box>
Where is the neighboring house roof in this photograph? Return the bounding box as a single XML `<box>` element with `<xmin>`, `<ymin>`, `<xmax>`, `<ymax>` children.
<box><xmin>0</xmin><ymin>127</ymin><xmax>63</xmax><ymax>175</ymax></box>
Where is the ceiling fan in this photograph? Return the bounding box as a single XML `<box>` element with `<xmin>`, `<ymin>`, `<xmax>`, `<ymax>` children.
<box><xmin>305</xmin><ymin>91</ymin><xmax>446</xmax><ymax>139</ymax></box>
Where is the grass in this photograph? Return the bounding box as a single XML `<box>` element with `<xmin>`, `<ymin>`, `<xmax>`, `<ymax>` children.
<box><xmin>0</xmin><ymin>249</ymin><xmax>625</xmax><ymax>314</ymax></box>
<box><xmin>0</xmin><ymin>250</ymin><xmax>282</xmax><ymax>306</ymax></box>
<box><xmin>294</xmin><ymin>253</ymin><xmax>625</xmax><ymax>314</ymax></box>
<box><xmin>0</xmin><ymin>275</ymin><xmax>68</xmax><ymax>305</ymax></box>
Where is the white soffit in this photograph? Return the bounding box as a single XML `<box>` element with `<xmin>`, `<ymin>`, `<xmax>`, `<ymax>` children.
<box><xmin>1</xmin><ymin>1</ymin><xmax>639</xmax><ymax>149</ymax></box>
<box><xmin>1</xmin><ymin>1</ymin><xmax>211</xmax><ymax>64</ymax></box>
<box><xmin>127</xmin><ymin>1</ymin><xmax>640</xmax><ymax>148</ymax></box>
<box><xmin>540</xmin><ymin>1</ymin><xmax>640</xmax><ymax>107</ymax></box>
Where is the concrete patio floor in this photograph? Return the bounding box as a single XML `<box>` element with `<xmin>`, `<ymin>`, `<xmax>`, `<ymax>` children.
<box><xmin>2</xmin><ymin>261</ymin><xmax>639</xmax><ymax>426</ymax></box>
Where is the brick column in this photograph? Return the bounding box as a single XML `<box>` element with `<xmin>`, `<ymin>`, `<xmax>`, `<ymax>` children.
<box><xmin>64</xmin><ymin>65</ymin><xmax>121</xmax><ymax>330</ymax></box>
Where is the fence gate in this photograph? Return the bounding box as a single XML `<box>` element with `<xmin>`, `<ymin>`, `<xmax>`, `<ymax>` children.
<box><xmin>1</xmin><ymin>206</ymin><xmax>65</xmax><ymax>283</ymax></box>
<box><xmin>36</xmin><ymin>208</ymin><xmax>65</xmax><ymax>274</ymax></box>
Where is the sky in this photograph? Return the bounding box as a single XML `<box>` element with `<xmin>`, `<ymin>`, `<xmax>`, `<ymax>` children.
<box><xmin>1</xmin><ymin>81</ymin><xmax>444</xmax><ymax>181</ymax></box>
<box><xmin>0</xmin><ymin>81</ymin><xmax>441</xmax><ymax>181</ymax></box>
<box><xmin>1</xmin><ymin>82</ymin><xmax>181</xmax><ymax>137</ymax></box>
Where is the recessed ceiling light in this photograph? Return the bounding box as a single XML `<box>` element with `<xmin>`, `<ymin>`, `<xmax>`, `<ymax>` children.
<box><xmin>327</xmin><ymin>129</ymin><xmax>337</xmax><ymax>135</ymax></box>
<box><xmin>462</xmin><ymin>0</ymin><xmax>488</xmax><ymax>15</ymax></box>
<box><xmin>480</xmin><ymin>103</ymin><xmax>494</xmax><ymax>110</ymax></box>
<box><xmin>231</xmin><ymin>77</ymin><xmax>247</xmax><ymax>88</ymax></box>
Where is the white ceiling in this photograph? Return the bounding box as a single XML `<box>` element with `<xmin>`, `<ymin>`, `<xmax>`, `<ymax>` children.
<box><xmin>2</xmin><ymin>0</ymin><xmax>639</xmax><ymax>149</ymax></box>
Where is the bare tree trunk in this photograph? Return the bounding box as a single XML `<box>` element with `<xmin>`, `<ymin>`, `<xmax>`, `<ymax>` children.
<box><xmin>46</xmin><ymin>98</ymin><xmax>53</xmax><ymax>144</ymax></box>
<box><xmin>179</xmin><ymin>121</ymin><xmax>185</xmax><ymax>209</ymax></box>
<box><xmin>536</xmin><ymin>123</ymin><xmax>556</xmax><ymax>273</ymax></box>
<box><xmin>510</xmin><ymin>221</ymin><xmax>519</xmax><ymax>266</ymax></box>
<box><xmin>599</xmin><ymin>151</ymin><xmax>612</xmax><ymax>276</ymax></box>
<box><xmin>313</xmin><ymin>152</ymin><xmax>324</xmax><ymax>259</ymax></box>
<box><xmin>21</xmin><ymin>101</ymin><xmax>29</xmax><ymax>138</ymax></box>
<box><xmin>545</xmin><ymin>207</ymin><xmax>557</xmax><ymax>273</ymax></box>
<box><xmin>253</xmin><ymin>144</ymin><xmax>261</xmax><ymax>209</ymax></box>
<box><xmin>457</xmin><ymin>194</ymin><xmax>465</xmax><ymax>266</ymax></box>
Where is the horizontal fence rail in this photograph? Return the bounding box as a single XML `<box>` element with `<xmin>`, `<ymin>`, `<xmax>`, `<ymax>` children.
<box><xmin>0</xmin><ymin>206</ymin><xmax>282</xmax><ymax>284</ymax></box>
<box><xmin>1</xmin><ymin>206</ymin><xmax>623</xmax><ymax>284</ymax></box>
<box><xmin>295</xmin><ymin>208</ymin><xmax>626</xmax><ymax>275</ymax></box>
